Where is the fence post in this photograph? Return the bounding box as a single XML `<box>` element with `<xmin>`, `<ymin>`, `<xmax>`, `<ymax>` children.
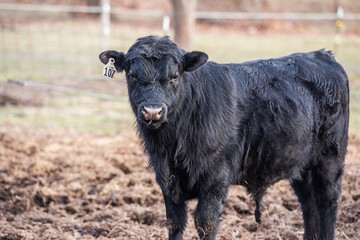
<box><xmin>334</xmin><ymin>6</ymin><xmax>344</xmax><ymax>56</ymax></box>
<box><xmin>101</xmin><ymin>0</ymin><xmax>111</xmax><ymax>51</ymax></box>
<box><xmin>162</xmin><ymin>14</ymin><xmax>170</xmax><ymax>35</ymax></box>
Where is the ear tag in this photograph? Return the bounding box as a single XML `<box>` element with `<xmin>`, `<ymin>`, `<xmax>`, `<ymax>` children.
<box><xmin>103</xmin><ymin>58</ymin><xmax>116</xmax><ymax>79</ymax></box>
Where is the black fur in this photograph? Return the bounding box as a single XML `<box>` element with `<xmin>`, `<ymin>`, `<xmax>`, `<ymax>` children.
<box><xmin>99</xmin><ymin>36</ymin><xmax>349</xmax><ymax>240</ymax></box>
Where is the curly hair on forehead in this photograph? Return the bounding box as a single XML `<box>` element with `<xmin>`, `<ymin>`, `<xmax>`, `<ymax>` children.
<box><xmin>126</xmin><ymin>35</ymin><xmax>184</xmax><ymax>63</ymax></box>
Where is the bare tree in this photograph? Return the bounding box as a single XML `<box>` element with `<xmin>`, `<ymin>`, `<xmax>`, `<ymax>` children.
<box><xmin>171</xmin><ymin>0</ymin><xmax>197</xmax><ymax>50</ymax></box>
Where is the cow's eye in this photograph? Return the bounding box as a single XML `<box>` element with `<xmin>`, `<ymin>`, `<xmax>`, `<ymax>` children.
<box><xmin>169</xmin><ymin>73</ymin><xmax>178</xmax><ymax>84</ymax></box>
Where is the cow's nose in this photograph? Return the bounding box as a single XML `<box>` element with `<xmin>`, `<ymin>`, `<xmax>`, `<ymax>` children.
<box><xmin>141</xmin><ymin>106</ymin><xmax>164</xmax><ymax>121</ymax></box>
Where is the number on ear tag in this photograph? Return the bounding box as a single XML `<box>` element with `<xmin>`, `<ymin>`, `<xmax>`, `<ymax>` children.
<box><xmin>103</xmin><ymin>58</ymin><xmax>116</xmax><ymax>79</ymax></box>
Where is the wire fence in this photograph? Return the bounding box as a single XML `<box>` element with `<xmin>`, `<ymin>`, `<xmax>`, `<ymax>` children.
<box><xmin>0</xmin><ymin>2</ymin><xmax>359</xmax><ymax>83</ymax></box>
<box><xmin>0</xmin><ymin>2</ymin><xmax>169</xmax><ymax>83</ymax></box>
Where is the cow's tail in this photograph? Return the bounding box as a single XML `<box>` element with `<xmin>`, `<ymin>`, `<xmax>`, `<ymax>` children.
<box><xmin>254</xmin><ymin>193</ymin><xmax>264</xmax><ymax>224</ymax></box>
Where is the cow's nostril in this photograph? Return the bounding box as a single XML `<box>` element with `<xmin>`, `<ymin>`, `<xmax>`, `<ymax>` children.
<box><xmin>142</xmin><ymin>106</ymin><xmax>164</xmax><ymax>121</ymax></box>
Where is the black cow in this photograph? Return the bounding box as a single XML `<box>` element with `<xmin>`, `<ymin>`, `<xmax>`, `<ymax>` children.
<box><xmin>99</xmin><ymin>36</ymin><xmax>349</xmax><ymax>240</ymax></box>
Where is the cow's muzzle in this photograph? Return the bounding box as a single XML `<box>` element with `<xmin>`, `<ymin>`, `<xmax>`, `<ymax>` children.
<box><xmin>139</xmin><ymin>104</ymin><xmax>167</xmax><ymax>129</ymax></box>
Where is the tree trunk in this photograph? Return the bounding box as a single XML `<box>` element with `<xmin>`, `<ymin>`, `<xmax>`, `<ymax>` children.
<box><xmin>171</xmin><ymin>0</ymin><xmax>197</xmax><ymax>51</ymax></box>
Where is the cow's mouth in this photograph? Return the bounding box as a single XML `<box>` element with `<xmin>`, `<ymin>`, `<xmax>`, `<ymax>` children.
<box><xmin>142</xmin><ymin>119</ymin><xmax>164</xmax><ymax>129</ymax></box>
<box><xmin>144</xmin><ymin>119</ymin><xmax>159</xmax><ymax>125</ymax></box>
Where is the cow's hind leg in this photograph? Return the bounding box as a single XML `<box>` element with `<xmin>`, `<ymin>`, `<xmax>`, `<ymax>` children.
<box><xmin>311</xmin><ymin>160</ymin><xmax>343</xmax><ymax>240</ymax></box>
<box><xmin>291</xmin><ymin>170</ymin><xmax>318</xmax><ymax>240</ymax></box>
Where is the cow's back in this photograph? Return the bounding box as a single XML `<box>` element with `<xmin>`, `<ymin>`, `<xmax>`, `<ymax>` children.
<box><xmin>228</xmin><ymin>50</ymin><xmax>349</xmax><ymax>109</ymax></box>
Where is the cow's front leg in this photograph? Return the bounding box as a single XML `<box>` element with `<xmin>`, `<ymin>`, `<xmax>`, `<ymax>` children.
<box><xmin>194</xmin><ymin>181</ymin><xmax>228</xmax><ymax>240</ymax></box>
<box><xmin>163</xmin><ymin>194</ymin><xmax>187</xmax><ymax>240</ymax></box>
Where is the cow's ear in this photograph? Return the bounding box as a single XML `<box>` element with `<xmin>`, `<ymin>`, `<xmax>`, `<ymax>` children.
<box><xmin>183</xmin><ymin>51</ymin><xmax>208</xmax><ymax>72</ymax></box>
<box><xmin>99</xmin><ymin>50</ymin><xmax>126</xmax><ymax>72</ymax></box>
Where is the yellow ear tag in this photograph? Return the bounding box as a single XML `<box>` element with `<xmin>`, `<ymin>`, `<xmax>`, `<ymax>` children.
<box><xmin>103</xmin><ymin>58</ymin><xmax>116</xmax><ymax>79</ymax></box>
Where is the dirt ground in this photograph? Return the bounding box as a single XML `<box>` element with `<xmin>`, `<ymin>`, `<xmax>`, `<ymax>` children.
<box><xmin>0</xmin><ymin>126</ymin><xmax>358</xmax><ymax>240</ymax></box>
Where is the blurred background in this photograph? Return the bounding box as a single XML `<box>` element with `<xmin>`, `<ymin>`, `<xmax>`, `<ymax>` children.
<box><xmin>0</xmin><ymin>0</ymin><xmax>359</xmax><ymax>134</ymax></box>
<box><xmin>1</xmin><ymin>1</ymin><xmax>360</xmax><ymax>239</ymax></box>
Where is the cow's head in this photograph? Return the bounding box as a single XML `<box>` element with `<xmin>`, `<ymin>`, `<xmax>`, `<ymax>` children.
<box><xmin>99</xmin><ymin>36</ymin><xmax>208</xmax><ymax>130</ymax></box>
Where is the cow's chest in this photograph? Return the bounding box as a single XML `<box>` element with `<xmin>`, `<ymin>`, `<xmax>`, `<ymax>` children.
<box><xmin>162</xmin><ymin>167</ymin><xmax>199</xmax><ymax>203</ymax></box>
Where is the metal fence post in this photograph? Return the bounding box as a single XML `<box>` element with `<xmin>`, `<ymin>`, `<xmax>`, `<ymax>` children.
<box><xmin>101</xmin><ymin>0</ymin><xmax>111</xmax><ymax>51</ymax></box>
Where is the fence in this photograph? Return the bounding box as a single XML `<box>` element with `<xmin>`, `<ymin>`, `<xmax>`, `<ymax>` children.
<box><xmin>0</xmin><ymin>2</ymin><xmax>360</xmax><ymax>83</ymax></box>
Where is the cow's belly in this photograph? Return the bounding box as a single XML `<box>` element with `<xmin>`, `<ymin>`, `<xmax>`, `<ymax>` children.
<box><xmin>236</xmin><ymin>110</ymin><xmax>314</xmax><ymax>194</ymax></box>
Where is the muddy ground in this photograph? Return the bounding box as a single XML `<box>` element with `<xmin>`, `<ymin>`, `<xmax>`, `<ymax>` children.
<box><xmin>0</xmin><ymin>127</ymin><xmax>359</xmax><ymax>240</ymax></box>
<box><xmin>0</xmin><ymin>79</ymin><xmax>359</xmax><ymax>240</ymax></box>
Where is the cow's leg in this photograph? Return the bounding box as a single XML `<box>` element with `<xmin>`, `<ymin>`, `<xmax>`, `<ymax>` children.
<box><xmin>163</xmin><ymin>195</ymin><xmax>187</xmax><ymax>240</ymax></box>
<box><xmin>311</xmin><ymin>161</ymin><xmax>342</xmax><ymax>240</ymax></box>
<box><xmin>290</xmin><ymin>171</ymin><xmax>318</xmax><ymax>240</ymax></box>
<box><xmin>194</xmin><ymin>182</ymin><xmax>228</xmax><ymax>240</ymax></box>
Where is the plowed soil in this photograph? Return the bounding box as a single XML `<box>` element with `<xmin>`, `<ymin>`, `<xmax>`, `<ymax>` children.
<box><xmin>0</xmin><ymin>129</ymin><xmax>359</xmax><ymax>240</ymax></box>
